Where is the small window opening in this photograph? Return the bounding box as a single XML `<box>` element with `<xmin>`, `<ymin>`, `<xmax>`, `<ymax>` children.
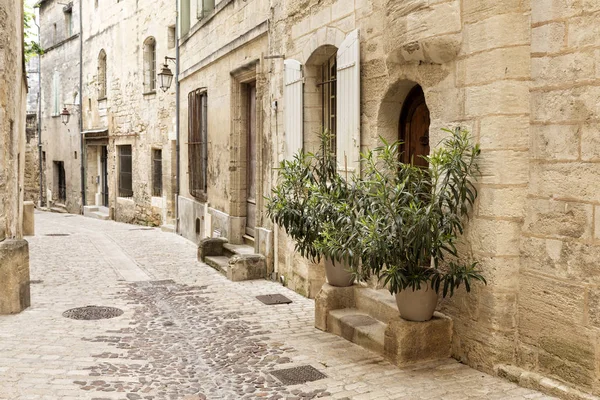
<box><xmin>143</xmin><ymin>37</ymin><xmax>157</xmax><ymax>93</ymax></box>
<box><xmin>152</xmin><ymin>148</ymin><xmax>162</xmax><ymax>197</ymax></box>
<box><xmin>118</xmin><ymin>145</ymin><xmax>133</xmax><ymax>198</ymax></box>
<box><xmin>168</xmin><ymin>26</ymin><xmax>176</xmax><ymax>49</ymax></box>
<box><xmin>195</xmin><ymin>218</ymin><xmax>201</xmax><ymax>234</ymax></box>
<box><xmin>74</xmin><ymin>151</ymin><xmax>77</xmax><ymax>159</ymax></box>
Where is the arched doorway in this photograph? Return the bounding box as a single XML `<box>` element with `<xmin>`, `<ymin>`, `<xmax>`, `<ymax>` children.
<box><xmin>399</xmin><ymin>85</ymin><xmax>430</xmax><ymax>167</ymax></box>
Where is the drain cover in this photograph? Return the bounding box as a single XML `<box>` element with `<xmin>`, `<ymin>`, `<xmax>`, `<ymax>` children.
<box><xmin>129</xmin><ymin>227</ymin><xmax>154</xmax><ymax>231</ymax></box>
<box><xmin>45</xmin><ymin>233</ymin><xmax>70</xmax><ymax>237</ymax></box>
<box><xmin>29</xmin><ymin>280</ymin><xmax>43</xmax><ymax>284</ymax></box>
<box><xmin>63</xmin><ymin>306</ymin><xmax>124</xmax><ymax>320</ymax></box>
<box><xmin>256</xmin><ymin>294</ymin><xmax>292</xmax><ymax>305</ymax></box>
<box><xmin>271</xmin><ymin>365</ymin><xmax>326</xmax><ymax>385</ymax></box>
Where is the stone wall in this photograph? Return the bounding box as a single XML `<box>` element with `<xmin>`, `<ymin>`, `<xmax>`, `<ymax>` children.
<box><xmin>38</xmin><ymin>0</ymin><xmax>82</xmax><ymax>213</ymax></box>
<box><xmin>24</xmin><ymin>114</ymin><xmax>40</xmax><ymax>205</ymax></box>
<box><xmin>519</xmin><ymin>2</ymin><xmax>600</xmax><ymax>394</ymax></box>
<box><xmin>0</xmin><ymin>0</ymin><xmax>31</xmax><ymax>314</ymax></box>
<box><xmin>80</xmin><ymin>0</ymin><xmax>177</xmax><ymax>227</ymax></box>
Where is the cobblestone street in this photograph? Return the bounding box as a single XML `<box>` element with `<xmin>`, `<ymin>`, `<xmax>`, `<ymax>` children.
<box><xmin>0</xmin><ymin>211</ymin><xmax>556</xmax><ymax>400</ymax></box>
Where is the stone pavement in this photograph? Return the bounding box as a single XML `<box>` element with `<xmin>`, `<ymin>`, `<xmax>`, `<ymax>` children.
<box><xmin>0</xmin><ymin>211</ymin><xmax>557</xmax><ymax>400</ymax></box>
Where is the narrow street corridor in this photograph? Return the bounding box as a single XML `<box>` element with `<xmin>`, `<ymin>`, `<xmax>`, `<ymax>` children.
<box><xmin>0</xmin><ymin>212</ymin><xmax>555</xmax><ymax>400</ymax></box>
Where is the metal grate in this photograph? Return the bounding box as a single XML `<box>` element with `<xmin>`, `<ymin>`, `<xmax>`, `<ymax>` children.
<box><xmin>63</xmin><ymin>306</ymin><xmax>123</xmax><ymax>320</ymax></box>
<box><xmin>271</xmin><ymin>365</ymin><xmax>327</xmax><ymax>385</ymax></box>
<box><xmin>256</xmin><ymin>294</ymin><xmax>292</xmax><ymax>305</ymax></box>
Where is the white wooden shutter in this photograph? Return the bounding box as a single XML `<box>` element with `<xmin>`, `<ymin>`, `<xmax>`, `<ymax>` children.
<box><xmin>284</xmin><ymin>59</ymin><xmax>303</xmax><ymax>160</ymax></box>
<box><xmin>336</xmin><ymin>29</ymin><xmax>361</xmax><ymax>177</ymax></box>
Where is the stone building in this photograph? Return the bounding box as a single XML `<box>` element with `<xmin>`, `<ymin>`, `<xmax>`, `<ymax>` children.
<box><xmin>80</xmin><ymin>0</ymin><xmax>177</xmax><ymax>227</ymax></box>
<box><xmin>0</xmin><ymin>0</ymin><xmax>31</xmax><ymax>314</ymax></box>
<box><xmin>179</xmin><ymin>0</ymin><xmax>600</xmax><ymax>397</ymax></box>
<box><xmin>38</xmin><ymin>0</ymin><xmax>82</xmax><ymax>213</ymax></box>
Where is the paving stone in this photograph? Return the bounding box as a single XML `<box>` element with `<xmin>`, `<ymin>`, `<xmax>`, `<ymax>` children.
<box><xmin>0</xmin><ymin>212</ymin><xmax>557</xmax><ymax>399</ymax></box>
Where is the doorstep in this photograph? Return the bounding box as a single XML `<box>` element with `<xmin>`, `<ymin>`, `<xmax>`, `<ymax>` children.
<box><xmin>315</xmin><ymin>283</ymin><xmax>452</xmax><ymax>366</ymax></box>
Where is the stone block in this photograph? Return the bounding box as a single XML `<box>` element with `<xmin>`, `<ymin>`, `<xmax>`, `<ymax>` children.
<box><xmin>532</xmin><ymin>23</ymin><xmax>565</xmax><ymax>54</ymax></box>
<box><xmin>463</xmin><ymin>13</ymin><xmax>529</xmax><ymax>55</ymax></box>
<box><xmin>478</xmin><ymin>150</ymin><xmax>529</xmax><ymax>185</ymax></box>
<box><xmin>529</xmin><ymin>162</ymin><xmax>600</xmax><ymax>203</ymax></box>
<box><xmin>479</xmin><ymin>115</ymin><xmax>529</xmax><ymax>150</ymax></box>
<box><xmin>477</xmin><ymin>187</ymin><xmax>526</xmax><ymax>219</ymax></box>
<box><xmin>22</xmin><ymin>201</ymin><xmax>35</xmax><ymax>236</ymax></box>
<box><xmin>532</xmin><ymin>53</ymin><xmax>595</xmax><ymax>86</ymax></box>
<box><xmin>531</xmin><ymin>86</ymin><xmax>600</xmax><ymax>123</ymax></box>
<box><xmin>466</xmin><ymin>218</ymin><xmax>522</xmax><ymax>256</ymax></box>
<box><xmin>531</xmin><ymin>124</ymin><xmax>580</xmax><ymax>161</ymax></box>
<box><xmin>314</xmin><ymin>283</ymin><xmax>355</xmax><ymax>331</ymax></box>
<box><xmin>0</xmin><ymin>239</ymin><xmax>30</xmax><ymax>314</ymax></box>
<box><xmin>524</xmin><ymin>198</ymin><xmax>593</xmax><ymax>240</ymax></box>
<box><xmin>227</xmin><ymin>254</ymin><xmax>266</xmax><ymax>282</ymax></box>
<box><xmin>595</xmin><ymin>206</ymin><xmax>600</xmax><ymax>241</ymax></box>
<box><xmin>197</xmin><ymin>237</ymin><xmax>228</xmax><ymax>261</ymax></box>
<box><xmin>462</xmin><ymin>0</ymin><xmax>525</xmax><ymax>24</ymax></box>
<box><xmin>531</xmin><ymin>0</ymin><xmax>581</xmax><ymax>24</ymax></box>
<box><xmin>457</xmin><ymin>46</ymin><xmax>530</xmax><ymax>86</ymax></box>
<box><xmin>465</xmin><ymin>81</ymin><xmax>530</xmax><ymax>117</ymax></box>
<box><xmin>568</xmin><ymin>14</ymin><xmax>600</xmax><ymax>48</ymax></box>
<box><xmin>384</xmin><ymin>313</ymin><xmax>452</xmax><ymax>365</ymax></box>
<box><xmin>580</xmin><ymin>123</ymin><xmax>600</xmax><ymax>161</ymax></box>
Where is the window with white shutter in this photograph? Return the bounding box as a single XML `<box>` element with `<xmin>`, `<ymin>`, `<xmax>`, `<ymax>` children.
<box><xmin>336</xmin><ymin>29</ymin><xmax>361</xmax><ymax>177</ymax></box>
<box><xmin>284</xmin><ymin>59</ymin><xmax>304</xmax><ymax>160</ymax></box>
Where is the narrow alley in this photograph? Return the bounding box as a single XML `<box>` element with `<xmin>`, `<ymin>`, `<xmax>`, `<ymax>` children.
<box><xmin>0</xmin><ymin>212</ymin><xmax>554</xmax><ymax>400</ymax></box>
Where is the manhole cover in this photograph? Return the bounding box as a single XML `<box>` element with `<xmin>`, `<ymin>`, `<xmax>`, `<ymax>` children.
<box><xmin>45</xmin><ymin>233</ymin><xmax>70</xmax><ymax>237</ymax></box>
<box><xmin>129</xmin><ymin>227</ymin><xmax>154</xmax><ymax>231</ymax></box>
<box><xmin>29</xmin><ymin>280</ymin><xmax>43</xmax><ymax>284</ymax></box>
<box><xmin>63</xmin><ymin>306</ymin><xmax>124</xmax><ymax>320</ymax></box>
<box><xmin>271</xmin><ymin>365</ymin><xmax>326</xmax><ymax>385</ymax></box>
<box><xmin>256</xmin><ymin>294</ymin><xmax>292</xmax><ymax>305</ymax></box>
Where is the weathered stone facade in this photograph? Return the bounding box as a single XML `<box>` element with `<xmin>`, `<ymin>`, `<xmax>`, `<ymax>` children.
<box><xmin>178</xmin><ymin>0</ymin><xmax>600</xmax><ymax>397</ymax></box>
<box><xmin>80</xmin><ymin>0</ymin><xmax>177</xmax><ymax>227</ymax></box>
<box><xmin>0</xmin><ymin>0</ymin><xmax>31</xmax><ymax>314</ymax></box>
<box><xmin>38</xmin><ymin>0</ymin><xmax>82</xmax><ymax>213</ymax></box>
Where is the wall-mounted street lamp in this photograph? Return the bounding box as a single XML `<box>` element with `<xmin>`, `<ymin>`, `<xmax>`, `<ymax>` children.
<box><xmin>157</xmin><ymin>56</ymin><xmax>176</xmax><ymax>92</ymax></box>
<box><xmin>60</xmin><ymin>106</ymin><xmax>71</xmax><ymax>125</ymax></box>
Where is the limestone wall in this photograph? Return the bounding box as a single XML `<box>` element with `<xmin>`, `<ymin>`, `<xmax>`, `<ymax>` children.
<box><xmin>0</xmin><ymin>0</ymin><xmax>28</xmax><ymax>240</ymax></box>
<box><xmin>519</xmin><ymin>2</ymin><xmax>600</xmax><ymax>393</ymax></box>
<box><xmin>38</xmin><ymin>0</ymin><xmax>81</xmax><ymax>213</ymax></box>
<box><xmin>80</xmin><ymin>0</ymin><xmax>177</xmax><ymax>226</ymax></box>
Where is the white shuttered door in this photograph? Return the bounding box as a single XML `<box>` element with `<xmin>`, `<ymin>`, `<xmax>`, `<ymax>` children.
<box><xmin>336</xmin><ymin>29</ymin><xmax>361</xmax><ymax>176</ymax></box>
<box><xmin>284</xmin><ymin>59</ymin><xmax>304</xmax><ymax>160</ymax></box>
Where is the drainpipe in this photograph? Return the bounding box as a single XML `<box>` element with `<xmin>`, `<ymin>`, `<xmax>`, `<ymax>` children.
<box><xmin>78</xmin><ymin>0</ymin><xmax>86</xmax><ymax>210</ymax></box>
<box><xmin>175</xmin><ymin>1</ymin><xmax>180</xmax><ymax>233</ymax></box>
<box><xmin>35</xmin><ymin>11</ymin><xmax>43</xmax><ymax>207</ymax></box>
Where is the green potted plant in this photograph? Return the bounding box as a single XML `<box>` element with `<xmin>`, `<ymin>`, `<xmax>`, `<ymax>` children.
<box><xmin>266</xmin><ymin>132</ymin><xmax>354</xmax><ymax>287</ymax></box>
<box><xmin>319</xmin><ymin>128</ymin><xmax>486</xmax><ymax>321</ymax></box>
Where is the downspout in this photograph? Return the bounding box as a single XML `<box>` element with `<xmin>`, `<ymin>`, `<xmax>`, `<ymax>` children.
<box><xmin>175</xmin><ymin>0</ymin><xmax>180</xmax><ymax>233</ymax></box>
<box><xmin>35</xmin><ymin>11</ymin><xmax>43</xmax><ymax>207</ymax></box>
<box><xmin>79</xmin><ymin>0</ymin><xmax>85</xmax><ymax>210</ymax></box>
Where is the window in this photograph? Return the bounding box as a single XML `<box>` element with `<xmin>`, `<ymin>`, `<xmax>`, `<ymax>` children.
<box><xmin>143</xmin><ymin>37</ymin><xmax>156</xmax><ymax>93</ymax></box>
<box><xmin>152</xmin><ymin>149</ymin><xmax>162</xmax><ymax>197</ymax></box>
<box><xmin>52</xmin><ymin>71</ymin><xmax>60</xmax><ymax>116</ymax></box>
<box><xmin>197</xmin><ymin>0</ymin><xmax>215</xmax><ymax>19</ymax></box>
<box><xmin>320</xmin><ymin>53</ymin><xmax>337</xmax><ymax>154</ymax></box>
<box><xmin>64</xmin><ymin>7</ymin><xmax>72</xmax><ymax>37</ymax></box>
<box><xmin>188</xmin><ymin>89</ymin><xmax>208</xmax><ymax>200</ymax></box>
<box><xmin>180</xmin><ymin>0</ymin><xmax>191</xmax><ymax>36</ymax></box>
<box><xmin>53</xmin><ymin>161</ymin><xmax>66</xmax><ymax>203</ymax></box>
<box><xmin>168</xmin><ymin>26</ymin><xmax>176</xmax><ymax>49</ymax></box>
<box><xmin>98</xmin><ymin>50</ymin><xmax>107</xmax><ymax>99</ymax></box>
<box><xmin>118</xmin><ymin>145</ymin><xmax>133</xmax><ymax>198</ymax></box>
<box><xmin>399</xmin><ymin>85</ymin><xmax>430</xmax><ymax>168</ymax></box>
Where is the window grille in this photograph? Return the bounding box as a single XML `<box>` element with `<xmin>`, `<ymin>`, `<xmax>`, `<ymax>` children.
<box><xmin>118</xmin><ymin>145</ymin><xmax>133</xmax><ymax>198</ymax></box>
<box><xmin>98</xmin><ymin>50</ymin><xmax>107</xmax><ymax>99</ymax></box>
<box><xmin>321</xmin><ymin>54</ymin><xmax>337</xmax><ymax>154</ymax></box>
<box><xmin>188</xmin><ymin>89</ymin><xmax>208</xmax><ymax>200</ymax></box>
<box><xmin>143</xmin><ymin>37</ymin><xmax>156</xmax><ymax>92</ymax></box>
<box><xmin>152</xmin><ymin>149</ymin><xmax>162</xmax><ymax>197</ymax></box>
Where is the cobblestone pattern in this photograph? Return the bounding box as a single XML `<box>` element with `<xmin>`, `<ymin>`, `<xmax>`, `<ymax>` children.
<box><xmin>0</xmin><ymin>212</ymin><xmax>557</xmax><ymax>399</ymax></box>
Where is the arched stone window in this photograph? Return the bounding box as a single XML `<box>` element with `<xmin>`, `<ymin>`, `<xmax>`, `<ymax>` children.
<box><xmin>143</xmin><ymin>37</ymin><xmax>156</xmax><ymax>93</ymax></box>
<box><xmin>98</xmin><ymin>49</ymin><xmax>107</xmax><ymax>99</ymax></box>
<box><xmin>399</xmin><ymin>85</ymin><xmax>430</xmax><ymax>168</ymax></box>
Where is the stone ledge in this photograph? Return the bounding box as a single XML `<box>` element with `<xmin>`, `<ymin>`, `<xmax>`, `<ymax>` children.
<box><xmin>197</xmin><ymin>237</ymin><xmax>228</xmax><ymax>261</ymax></box>
<box><xmin>228</xmin><ymin>254</ymin><xmax>266</xmax><ymax>282</ymax></box>
<box><xmin>496</xmin><ymin>364</ymin><xmax>600</xmax><ymax>400</ymax></box>
<box><xmin>0</xmin><ymin>239</ymin><xmax>31</xmax><ymax>314</ymax></box>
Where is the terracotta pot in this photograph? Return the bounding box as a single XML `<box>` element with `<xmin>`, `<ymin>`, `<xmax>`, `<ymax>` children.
<box><xmin>324</xmin><ymin>258</ymin><xmax>354</xmax><ymax>287</ymax></box>
<box><xmin>395</xmin><ymin>284</ymin><xmax>438</xmax><ymax>322</ymax></box>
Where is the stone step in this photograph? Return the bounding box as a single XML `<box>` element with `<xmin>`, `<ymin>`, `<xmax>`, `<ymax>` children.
<box><xmin>327</xmin><ymin>308</ymin><xmax>386</xmax><ymax>355</ymax></box>
<box><xmin>242</xmin><ymin>234</ymin><xmax>255</xmax><ymax>247</ymax></box>
<box><xmin>205</xmin><ymin>256</ymin><xmax>229</xmax><ymax>276</ymax></box>
<box><xmin>354</xmin><ymin>287</ymin><xmax>399</xmax><ymax>324</ymax></box>
<box><xmin>223</xmin><ymin>243</ymin><xmax>255</xmax><ymax>257</ymax></box>
<box><xmin>49</xmin><ymin>206</ymin><xmax>68</xmax><ymax>214</ymax></box>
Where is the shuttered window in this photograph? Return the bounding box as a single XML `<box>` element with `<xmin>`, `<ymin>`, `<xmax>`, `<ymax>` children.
<box><xmin>188</xmin><ymin>89</ymin><xmax>208</xmax><ymax>201</ymax></box>
<box><xmin>118</xmin><ymin>145</ymin><xmax>133</xmax><ymax>198</ymax></box>
<box><xmin>143</xmin><ymin>37</ymin><xmax>156</xmax><ymax>93</ymax></box>
<box><xmin>152</xmin><ymin>149</ymin><xmax>162</xmax><ymax>197</ymax></box>
<box><xmin>336</xmin><ymin>29</ymin><xmax>361</xmax><ymax>177</ymax></box>
<box><xmin>197</xmin><ymin>0</ymin><xmax>215</xmax><ymax>19</ymax></box>
<box><xmin>98</xmin><ymin>50</ymin><xmax>107</xmax><ymax>99</ymax></box>
<box><xmin>283</xmin><ymin>59</ymin><xmax>303</xmax><ymax>160</ymax></box>
<box><xmin>52</xmin><ymin>71</ymin><xmax>60</xmax><ymax>116</ymax></box>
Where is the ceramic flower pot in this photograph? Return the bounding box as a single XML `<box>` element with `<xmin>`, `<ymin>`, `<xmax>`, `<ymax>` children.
<box><xmin>324</xmin><ymin>258</ymin><xmax>354</xmax><ymax>287</ymax></box>
<box><xmin>395</xmin><ymin>284</ymin><xmax>438</xmax><ymax>322</ymax></box>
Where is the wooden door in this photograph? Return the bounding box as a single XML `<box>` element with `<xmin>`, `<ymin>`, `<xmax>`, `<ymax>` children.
<box><xmin>399</xmin><ymin>86</ymin><xmax>430</xmax><ymax>168</ymax></box>
<box><xmin>246</xmin><ymin>83</ymin><xmax>257</xmax><ymax>237</ymax></box>
<box><xmin>101</xmin><ymin>146</ymin><xmax>109</xmax><ymax>206</ymax></box>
